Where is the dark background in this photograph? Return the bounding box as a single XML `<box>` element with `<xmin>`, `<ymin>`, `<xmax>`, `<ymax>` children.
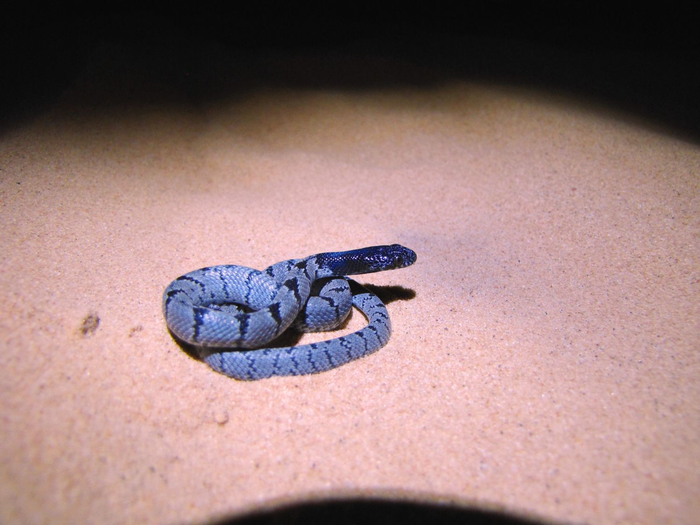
<box><xmin>2</xmin><ymin>4</ymin><xmax>699</xmax><ymax>140</ymax></box>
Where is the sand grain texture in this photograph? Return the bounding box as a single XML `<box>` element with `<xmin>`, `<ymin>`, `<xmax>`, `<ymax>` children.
<box><xmin>1</xmin><ymin>43</ymin><xmax>699</xmax><ymax>524</ymax></box>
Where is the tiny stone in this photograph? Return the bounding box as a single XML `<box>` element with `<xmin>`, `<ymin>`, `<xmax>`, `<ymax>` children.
<box><xmin>214</xmin><ymin>409</ymin><xmax>229</xmax><ymax>425</ymax></box>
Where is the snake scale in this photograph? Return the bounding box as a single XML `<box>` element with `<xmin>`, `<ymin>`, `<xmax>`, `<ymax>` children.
<box><xmin>163</xmin><ymin>244</ymin><xmax>416</xmax><ymax>380</ymax></box>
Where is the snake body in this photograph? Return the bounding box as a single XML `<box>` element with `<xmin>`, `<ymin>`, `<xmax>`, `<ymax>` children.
<box><xmin>163</xmin><ymin>244</ymin><xmax>416</xmax><ymax>380</ymax></box>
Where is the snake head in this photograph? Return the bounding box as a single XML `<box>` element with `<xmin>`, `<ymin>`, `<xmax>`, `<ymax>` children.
<box><xmin>369</xmin><ymin>244</ymin><xmax>417</xmax><ymax>271</ymax></box>
<box><xmin>351</xmin><ymin>244</ymin><xmax>417</xmax><ymax>274</ymax></box>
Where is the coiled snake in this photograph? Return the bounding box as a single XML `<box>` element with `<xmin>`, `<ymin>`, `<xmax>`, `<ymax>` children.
<box><xmin>163</xmin><ymin>244</ymin><xmax>416</xmax><ymax>380</ymax></box>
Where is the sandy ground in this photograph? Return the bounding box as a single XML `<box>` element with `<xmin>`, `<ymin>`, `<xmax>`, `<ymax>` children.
<box><xmin>1</xmin><ymin>37</ymin><xmax>699</xmax><ymax>524</ymax></box>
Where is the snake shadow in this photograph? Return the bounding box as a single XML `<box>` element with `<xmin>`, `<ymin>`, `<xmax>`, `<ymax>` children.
<box><xmin>170</xmin><ymin>283</ymin><xmax>416</xmax><ymax>361</ymax></box>
<box><xmin>361</xmin><ymin>283</ymin><xmax>416</xmax><ymax>304</ymax></box>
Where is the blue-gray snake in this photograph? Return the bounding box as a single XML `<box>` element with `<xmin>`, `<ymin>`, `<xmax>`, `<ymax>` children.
<box><xmin>163</xmin><ymin>244</ymin><xmax>416</xmax><ymax>380</ymax></box>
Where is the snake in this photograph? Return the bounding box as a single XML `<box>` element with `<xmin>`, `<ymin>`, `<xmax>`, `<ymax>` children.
<box><xmin>163</xmin><ymin>244</ymin><xmax>417</xmax><ymax>380</ymax></box>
